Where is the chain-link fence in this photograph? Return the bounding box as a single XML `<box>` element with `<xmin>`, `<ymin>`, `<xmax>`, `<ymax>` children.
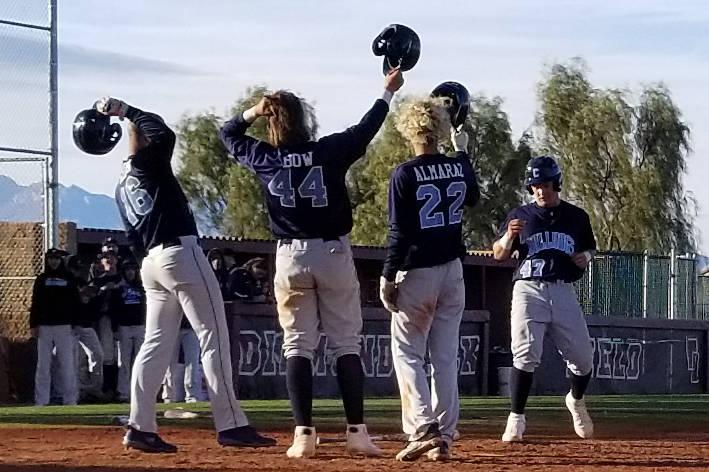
<box><xmin>574</xmin><ymin>251</ymin><xmax>705</xmax><ymax>320</ymax></box>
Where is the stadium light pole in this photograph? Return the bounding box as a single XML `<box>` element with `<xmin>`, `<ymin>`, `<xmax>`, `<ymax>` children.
<box><xmin>47</xmin><ymin>0</ymin><xmax>59</xmax><ymax>250</ymax></box>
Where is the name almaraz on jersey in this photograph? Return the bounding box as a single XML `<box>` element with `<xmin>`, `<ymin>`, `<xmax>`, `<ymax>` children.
<box><xmin>526</xmin><ymin>231</ymin><xmax>575</xmax><ymax>257</ymax></box>
<box><xmin>413</xmin><ymin>162</ymin><xmax>464</xmax><ymax>182</ymax></box>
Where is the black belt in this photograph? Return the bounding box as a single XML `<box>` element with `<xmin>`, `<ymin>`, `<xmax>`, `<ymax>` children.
<box><xmin>279</xmin><ymin>236</ymin><xmax>340</xmax><ymax>244</ymax></box>
<box><xmin>149</xmin><ymin>237</ymin><xmax>182</xmax><ymax>251</ymax></box>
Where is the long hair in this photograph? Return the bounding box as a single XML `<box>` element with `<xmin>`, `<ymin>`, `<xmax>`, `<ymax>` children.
<box><xmin>263</xmin><ymin>91</ymin><xmax>317</xmax><ymax>147</ymax></box>
<box><xmin>394</xmin><ymin>96</ymin><xmax>451</xmax><ymax>147</ymax></box>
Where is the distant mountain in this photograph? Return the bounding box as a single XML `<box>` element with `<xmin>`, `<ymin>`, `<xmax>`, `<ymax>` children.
<box><xmin>0</xmin><ymin>175</ymin><xmax>122</xmax><ymax>229</ymax></box>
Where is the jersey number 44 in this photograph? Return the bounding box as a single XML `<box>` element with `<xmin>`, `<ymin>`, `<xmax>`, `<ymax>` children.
<box><xmin>268</xmin><ymin>167</ymin><xmax>328</xmax><ymax>208</ymax></box>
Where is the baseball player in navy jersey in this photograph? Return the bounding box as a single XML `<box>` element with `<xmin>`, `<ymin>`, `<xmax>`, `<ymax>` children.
<box><xmin>493</xmin><ymin>155</ymin><xmax>595</xmax><ymax>442</ymax></box>
<box><xmin>94</xmin><ymin>97</ymin><xmax>275</xmax><ymax>452</ymax></box>
<box><xmin>379</xmin><ymin>97</ymin><xmax>479</xmax><ymax>461</ymax></box>
<box><xmin>220</xmin><ymin>68</ymin><xmax>404</xmax><ymax>458</ymax></box>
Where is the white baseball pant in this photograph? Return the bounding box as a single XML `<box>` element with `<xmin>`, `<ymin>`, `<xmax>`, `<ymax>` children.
<box><xmin>116</xmin><ymin>325</ymin><xmax>145</xmax><ymax>401</ymax></box>
<box><xmin>274</xmin><ymin>236</ymin><xmax>362</xmax><ymax>361</ymax></box>
<box><xmin>510</xmin><ymin>280</ymin><xmax>593</xmax><ymax>375</ymax></box>
<box><xmin>391</xmin><ymin>259</ymin><xmax>465</xmax><ymax>444</ymax></box>
<box><xmin>161</xmin><ymin>328</ymin><xmax>204</xmax><ymax>402</ymax></box>
<box><xmin>35</xmin><ymin>324</ymin><xmax>78</xmax><ymax>406</ymax></box>
<box><xmin>129</xmin><ymin>236</ymin><xmax>248</xmax><ymax>433</ymax></box>
<box><xmin>74</xmin><ymin>326</ymin><xmax>103</xmax><ymax>397</ymax></box>
<box><xmin>97</xmin><ymin>315</ymin><xmax>116</xmax><ymax>366</ymax></box>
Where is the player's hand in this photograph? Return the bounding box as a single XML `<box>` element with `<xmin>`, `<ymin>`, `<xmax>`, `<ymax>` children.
<box><xmin>384</xmin><ymin>67</ymin><xmax>404</xmax><ymax>93</ymax></box>
<box><xmin>94</xmin><ymin>96</ymin><xmax>129</xmax><ymax>119</ymax></box>
<box><xmin>253</xmin><ymin>97</ymin><xmax>271</xmax><ymax>118</ymax></box>
<box><xmin>571</xmin><ymin>251</ymin><xmax>592</xmax><ymax>269</ymax></box>
<box><xmin>29</xmin><ymin>328</ymin><xmax>38</xmax><ymax>338</ymax></box>
<box><xmin>379</xmin><ymin>276</ymin><xmax>399</xmax><ymax>312</ymax></box>
<box><xmin>507</xmin><ymin>219</ymin><xmax>525</xmax><ymax>238</ymax></box>
<box><xmin>451</xmin><ymin>126</ymin><xmax>469</xmax><ymax>152</ymax></box>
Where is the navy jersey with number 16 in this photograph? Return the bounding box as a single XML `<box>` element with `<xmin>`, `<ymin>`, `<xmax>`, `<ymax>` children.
<box><xmin>499</xmin><ymin>201</ymin><xmax>596</xmax><ymax>283</ymax></box>
<box><xmin>114</xmin><ymin>107</ymin><xmax>198</xmax><ymax>256</ymax></box>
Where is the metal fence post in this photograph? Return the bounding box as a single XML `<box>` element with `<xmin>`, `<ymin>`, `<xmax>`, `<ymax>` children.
<box><xmin>669</xmin><ymin>248</ymin><xmax>676</xmax><ymax>320</ymax></box>
<box><xmin>642</xmin><ymin>250</ymin><xmax>649</xmax><ymax>318</ymax></box>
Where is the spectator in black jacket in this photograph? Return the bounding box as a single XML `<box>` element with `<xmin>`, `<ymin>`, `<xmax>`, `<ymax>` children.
<box><xmin>222</xmin><ymin>248</ymin><xmax>238</xmax><ymax>301</ymax></box>
<box><xmin>30</xmin><ymin>248</ymin><xmax>79</xmax><ymax>406</ymax></box>
<box><xmin>230</xmin><ymin>257</ymin><xmax>271</xmax><ymax>303</ymax></box>
<box><xmin>115</xmin><ymin>259</ymin><xmax>146</xmax><ymax>402</ymax></box>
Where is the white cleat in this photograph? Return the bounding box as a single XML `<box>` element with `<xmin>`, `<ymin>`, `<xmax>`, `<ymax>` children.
<box><xmin>286</xmin><ymin>426</ymin><xmax>316</xmax><ymax>458</ymax></box>
<box><xmin>345</xmin><ymin>424</ymin><xmax>383</xmax><ymax>457</ymax></box>
<box><xmin>501</xmin><ymin>412</ymin><xmax>525</xmax><ymax>442</ymax></box>
<box><xmin>565</xmin><ymin>392</ymin><xmax>594</xmax><ymax>439</ymax></box>
<box><xmin>426</xmin><ymin>441</ymin><xmax>451</xmax><ymax>461</ymax></box>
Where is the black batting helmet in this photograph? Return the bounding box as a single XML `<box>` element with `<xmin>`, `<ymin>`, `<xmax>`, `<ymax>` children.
<box><xmin>372</xmin><ymin>24</ymin><xmax>421</xmax><ymax>75</ymax></box>
<box><xmin>72</xmin><ymin>109</ymin><xmax>122</xmax><ymax>155</ymax></box>
<box><xmin>524</xmin><ymin>155</ymin><xmax>562</xmax><ymax>194</ymax></box>
<box><xmin>431</xmin><ymin>81</ymin><xmax>470</xmax><ymax>128</ymax></box>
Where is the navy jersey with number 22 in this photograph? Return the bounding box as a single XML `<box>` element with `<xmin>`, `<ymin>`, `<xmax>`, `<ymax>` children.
<box><xmin>499</xmin><ymin>201</ymin><xmax>596</xmax><ymax>283</ymax></box>
<box><xmin>382</xmin><ymin>153</ymin><xmax>480</xmax><ymax>280</ymax></box>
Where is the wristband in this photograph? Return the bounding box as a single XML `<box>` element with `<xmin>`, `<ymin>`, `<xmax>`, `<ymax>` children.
<box><xmin>381</xmin><ymin>89</ymin><xmax>394</xmax><ymax>105</ymax></box>
<box><xmin>583</xmin><ymin>251</ymin><xmax>593</xmax><ymax>263</ymax></box>
<box><xmin>242</xmin><ymin>106</ymin><xmax>259</xmax><ymax>123</ymax></box>
<box><xmin>499</xmin><ymin>233</ymin><xmax>513</xmax><ymax>250</ymax></box>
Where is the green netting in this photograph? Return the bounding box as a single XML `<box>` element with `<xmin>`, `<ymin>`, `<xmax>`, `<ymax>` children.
<box><xmin>573</xmin><ymin>251</ymin><xmax>698</xmax><ymax>319</ymax></box>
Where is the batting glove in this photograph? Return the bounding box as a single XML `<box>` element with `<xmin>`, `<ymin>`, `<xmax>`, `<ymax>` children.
<box><xmin>95</xmin><ymin>96</ymin><xmax>129</xmax><ymax>119</ymax></box>
<box><xmin>379</xmin><ymin>276</ymin><xmax>399</xmax><ymax>313</ymax></box>
<box><xmin>451</xmin><ymin>126</ymin><xmax>469</xmax><ymax>153</ymax></box>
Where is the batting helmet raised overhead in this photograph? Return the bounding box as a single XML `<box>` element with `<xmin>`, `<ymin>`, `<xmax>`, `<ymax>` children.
<box><xmin>431</xmin><ymin>81</ymin><xmax>470</xmax><ymax>129</ymax></box>
<box><xmin>524</xmin><ymin>155</ymin><xmax>562</xmax><ymax>194</ymax></box>
<box><xmin>372</xmin><ymin>24</ymin><xmax>421</xmax><ymax>75</ymax></box>
<box><xmin>72</xmin><ymin>109</ymin><xmax>122</xmax><ymax>155</ymax></box>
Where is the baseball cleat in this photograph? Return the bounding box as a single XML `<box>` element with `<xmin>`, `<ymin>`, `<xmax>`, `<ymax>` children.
<box><xmin>565</xmin><ymin>392</ymin><xmax>594</xmax><ymax>438</ymax></box>
<box><xmin>345</xmin><ymin>424</ymin><xmax>383</xmax><ymax>456</ymax></box>
<box><xmin>501</xmin><ymin>412</ymin><xmax>525</xmax><ymax>442</ymax></box>
<box><xmin>286</xmin><ymin>426</ymin><xmax>316</xmax><ymax>458</ymax></box>
<box><xmin>217</xmin><ymin>425</ymin><xmax>277</xmax><ymax>447</ymax></box>
<box><xmin>123</xmin><ymin>427</ymin><xmax>177</xmax><ymax>453</ymax></box>
<box><xmin>426</xmin><ymin>441</ymin><xmax>451</xmax><ymax>461</ymax></box>
<box><xmin>395</xmin><ymin>425</ymin><xmax>444</xmax><ymax>462</ymax></box>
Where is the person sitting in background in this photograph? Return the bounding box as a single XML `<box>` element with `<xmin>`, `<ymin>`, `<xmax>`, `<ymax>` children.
<box><xmin>115</xmin><ymin>259</ymin><xmax>146</xmax><ymax>403</ymax></box>
<box><xmin>161</xmin><ymin>314</ymin><xmax>205</xmax><ymax>404</ymax></box>
<box><xmin>67</xmin><ymin>256</ymin><xmax>105</xmax><ymax>402</ymax></box>
<box><xmin>221</xmin><ymin>248</ymin><xmax>239</xmax><ymax>302</ymax></box>
<box><xmin>30</xmin><ymin>248</ymin><xmax>79</xmax><ymax>406</ymax></box>
<box><xmin>207</xmin><ymin>248</ymin><xmax>228</xmax><ymax>299</ymax></box>
<box><xmin>230</xmin><ymin>257</ymin><xmax>271</xmax><ymax>303</ymax></box>
<box><xmin>90</xmin><ymin>250</ymin><xmax>123</xmax><ymax>399</ymax></box>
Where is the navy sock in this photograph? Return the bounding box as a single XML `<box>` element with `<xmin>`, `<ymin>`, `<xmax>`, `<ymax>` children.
<box><xmin>570</xmin><ymin>372</ymin><xmax>592</xmax><ymax>400</ymax></box>
<box><xmin>286</xmin><ymin>356</ymin><xmax>313</xmax><ymax>426</ymax></box>
<box><xmin>336</xmin><ymin>354</ymin><xmax>364</xmax><ymax>425</ymax></box>
<box><xmin>509</xmin><ymin>367</ymin><xmax>534</xmax><ymax>414</ymax></box>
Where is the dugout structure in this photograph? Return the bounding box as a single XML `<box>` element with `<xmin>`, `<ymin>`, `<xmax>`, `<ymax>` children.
<box><xmin>1</xmin><ymin>224</ymin><xmax>708</xmax><ymax>402</ymax></box>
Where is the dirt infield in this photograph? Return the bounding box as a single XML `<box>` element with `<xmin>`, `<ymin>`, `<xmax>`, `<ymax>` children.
<box><xmin>1</xmin><ymin>426</ymin><xmax>708</xmax><ymax>472</ymax></box>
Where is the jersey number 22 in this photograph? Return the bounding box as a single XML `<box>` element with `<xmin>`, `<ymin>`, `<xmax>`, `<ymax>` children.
<box><xmin>417</xmin><ymin>182</ymin><xmax>466</xmax><ymax>229</ymax></box>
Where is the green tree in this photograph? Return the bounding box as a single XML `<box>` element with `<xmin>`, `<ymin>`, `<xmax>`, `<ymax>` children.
<box><xmin>537</xmin><ymin>60</ymin><xmax>695</xmax><ymax>252</ymax></box>
<box><xmin>176</xmin><ymin>86</ymin><xmax>317</xmax><ymax>239</ymax></box>
<box><xmin>349</xmin><ymin>95</ymin><xmax>527</xmax><ymax>249</ymax></box>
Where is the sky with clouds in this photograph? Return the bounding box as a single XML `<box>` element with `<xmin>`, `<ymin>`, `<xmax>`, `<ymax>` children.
<box><xmin>1</xmin><ymin>0</ymin><xmax>708</xmax><ymax>250</ymax></box>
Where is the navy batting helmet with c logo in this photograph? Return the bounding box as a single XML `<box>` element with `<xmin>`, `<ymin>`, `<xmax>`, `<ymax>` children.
<box><xmin>372</xmin><ymin>24</ymin><xmax>421</xmax><ymax>75</ymax></box>
<box><xmin>524</xmin><ymin>155</ymin><xmax>562</xmax><ymax>194</ymax></box>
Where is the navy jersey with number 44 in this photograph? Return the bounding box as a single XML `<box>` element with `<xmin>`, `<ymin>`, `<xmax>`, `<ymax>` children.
<box><xmin>499</xmin><ymin>201</ymin><xmax>596</xmax><ymax>283</ymax></box>
<box><xmin>382</xmin><ymin>153</ymin><xmax>480</xmax><ymax>280</ymax></box>
<box><xmin>219</xmin><ymin>99</ymin><xmax>389</xmax><ymax>239</ymax></box>
<box><xmin>114</xmin><ymin>107</ymin><xmax>198</xmax><ymax>256</ymax></box>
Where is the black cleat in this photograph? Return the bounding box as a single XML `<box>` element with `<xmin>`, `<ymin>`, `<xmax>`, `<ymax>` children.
<box><xmin>123</xmin><ymin>426</ymin><xmax>178</xmax><ymax>453</ymax></box>
<box><xmin>396</xmin><ymin>423</ymin><xmax>444</xmax><ymax>462</ymax></box>
<box><xmin>218</xmin><ymin>425</ymin><xmax>277</xmax><ymax>447</ymax></box>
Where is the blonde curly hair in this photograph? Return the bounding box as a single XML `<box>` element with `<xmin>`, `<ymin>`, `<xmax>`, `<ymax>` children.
<box><xmin>394</xmin><ymin>96</ymin><xmax>451</xmax><ymax>147</ymax></box>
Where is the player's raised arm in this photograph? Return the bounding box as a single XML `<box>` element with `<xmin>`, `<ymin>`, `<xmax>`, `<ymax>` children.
<box><xmin>219</xmin><ymin>97</ymin><xmax>278</xmax><ymax>170</ymax></box>
<box><xmin>318</xmin><ymin>68</ymin><xmax>404</xmax><ymax>166</ymax></box>
<box><xmin>95</xmin><ymin>97</ymin><xmax>175</xmax><ymax>158</ymax></box>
